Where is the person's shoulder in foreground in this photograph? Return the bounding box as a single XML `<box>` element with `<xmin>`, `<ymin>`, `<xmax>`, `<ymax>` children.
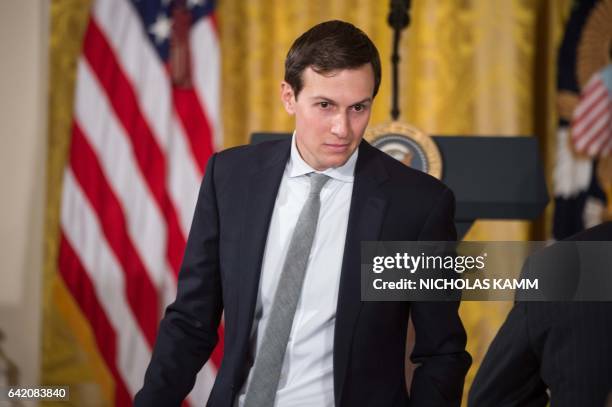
<box><xmin>469</xmin><ymin>221</ymin><xmax>612</xmax><ymax>407</ymax></box>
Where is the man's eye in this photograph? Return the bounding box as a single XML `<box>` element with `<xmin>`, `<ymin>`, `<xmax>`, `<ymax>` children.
<box><xmin>353</xmin><ymin>104</ymin><xmax>363</xmax><ymax>112</ymax></box>
<box><xmin>319</xmin><ymin>102</ymin><xmax>329</xmax><ymax>108</ymax></box>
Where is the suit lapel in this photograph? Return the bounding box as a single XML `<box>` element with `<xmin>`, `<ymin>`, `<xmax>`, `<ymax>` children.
<box><xmin>235</xmin><ymin>140</ymin><xmax>290</xmax><ymax>353</ymax></box>
<box><xmin>334</xmin><ymin>141</ymin><xmax>388</xmax><ymax>405</ymax></box>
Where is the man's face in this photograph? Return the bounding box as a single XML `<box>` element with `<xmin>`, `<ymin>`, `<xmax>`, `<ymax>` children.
<box><xmin>281</xmin><ymin>64</ymin><xmax>375</xmax><ymax>171</ymax></box>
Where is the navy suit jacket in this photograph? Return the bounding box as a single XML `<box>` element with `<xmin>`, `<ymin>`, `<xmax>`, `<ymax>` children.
<box><xmin>135</xmin><ymin>139</ymin><xmax>471</xmax><ymax>406</ymax></box>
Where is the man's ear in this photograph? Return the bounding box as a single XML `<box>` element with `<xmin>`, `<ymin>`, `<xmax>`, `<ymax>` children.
<box><xmin>280</xmin><ymin>81</ymin><xmax>296</xmax><ymax>115</ymax></box>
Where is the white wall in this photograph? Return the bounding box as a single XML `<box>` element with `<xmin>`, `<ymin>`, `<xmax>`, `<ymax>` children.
<box><xmin>0</xmin><ymin>0</ymin><xmax>49</xmax><ymax>392</ymax></box>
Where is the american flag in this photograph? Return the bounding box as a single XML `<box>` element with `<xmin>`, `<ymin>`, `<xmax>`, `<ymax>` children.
<box><xmin>571</xmin><ymin>64</ymin><xmax>612</xmax><ymax>157</ymax></box>
<box><xmin>58</xmin><ymin>0</ymin><xmax>222</xmax><ymax>404</ymax></box>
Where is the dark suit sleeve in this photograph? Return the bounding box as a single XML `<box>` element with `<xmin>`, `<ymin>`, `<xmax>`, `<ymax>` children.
<box><xmin>468</xmin><ymin>303</ymin><xmax>548</xmax><ymax>407</ymax></box>
<box><xmin>135</xmin><ymin>154</ymin><xmax>223</xmax><ymax>406</ymax></box>
<box><xmin>409</xmin><ymin>188</ymin><xmax>472</xmax><ymax>406</ymax></box>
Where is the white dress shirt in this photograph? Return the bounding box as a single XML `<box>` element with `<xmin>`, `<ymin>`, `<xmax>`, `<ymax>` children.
<box><xmin>235</xmin><ymin>134</ymin><xmax>357</xmax><ymax>407</ymax></box>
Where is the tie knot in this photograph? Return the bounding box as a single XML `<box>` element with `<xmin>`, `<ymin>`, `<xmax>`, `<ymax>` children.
<box><xmin>309</xmin><ymin>173</ymin><xmax>330</xmax><ymax>195</ymax></box>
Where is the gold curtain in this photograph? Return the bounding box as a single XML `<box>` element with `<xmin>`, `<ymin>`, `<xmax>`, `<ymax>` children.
<box><xmin>44</xmin><ymin>0</ymin><xmax>571</xmax><ymax>405</ymax></box>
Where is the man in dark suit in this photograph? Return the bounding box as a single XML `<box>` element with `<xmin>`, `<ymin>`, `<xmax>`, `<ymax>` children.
<box><xmin>136</xmin><ymin>20</ymin><xmax>470</xmax><ymax>407</ymax></box>
<box><xmin>469</xmin><ymin>221</ymin><xmax>612</xmax><ymax>407</ymax></box>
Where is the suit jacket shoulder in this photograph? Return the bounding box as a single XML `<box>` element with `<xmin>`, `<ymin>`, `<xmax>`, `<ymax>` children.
<box><xmin>362</xmin><ymin>140</ymin><xmax>449</xmax><ymax>192</ymax></box>
<box><xmin>209</xmin><ymin>139</ymin><xmax>291</xmax><ymax>197</ymax></box>
<box><xmin>358</xmin><ymin>141</ymin><xmax>457</xmax><ymax>241</ymax></box>
<box><xmin>214</xmin><ymin>139</ymin><xmax>290</xmax><ymax>172</ymax></box>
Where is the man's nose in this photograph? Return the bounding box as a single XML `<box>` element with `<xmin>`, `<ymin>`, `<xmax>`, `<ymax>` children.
<box><xmin>331</xmin><ymin>113</ymin><xmax>349</xmax><ymax>138</ymax></box>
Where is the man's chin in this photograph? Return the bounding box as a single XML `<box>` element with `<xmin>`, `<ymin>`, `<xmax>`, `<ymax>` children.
<box><xmin>324</xmin><ymin>156</ymin><xmax>351</xmax><ymax>169</ymax></box>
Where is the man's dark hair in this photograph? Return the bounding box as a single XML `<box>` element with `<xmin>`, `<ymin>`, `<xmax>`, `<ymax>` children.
<box><xmin>284</xmin><ymin>20</ymin><xmax>381</xmax><ymax>99</ymax></box>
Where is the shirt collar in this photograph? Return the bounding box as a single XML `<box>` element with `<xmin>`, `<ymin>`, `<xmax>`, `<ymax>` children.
<box><xmin>288</xmin><ymin>131</ymin><xmax>358</xmax><ymax>182</ymax></box>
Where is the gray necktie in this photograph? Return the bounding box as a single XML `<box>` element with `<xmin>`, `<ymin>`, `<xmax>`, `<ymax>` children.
<box><xmin>243</xmin><ymin>173</ymin><xmax>331</xmax><ymax>407</ymax></box>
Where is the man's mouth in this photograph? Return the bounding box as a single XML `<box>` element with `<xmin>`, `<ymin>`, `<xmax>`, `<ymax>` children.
<box><xmin>324</xmin><ymin>143</ymin><xmax>350</xmax><ymax>152</ymax></box>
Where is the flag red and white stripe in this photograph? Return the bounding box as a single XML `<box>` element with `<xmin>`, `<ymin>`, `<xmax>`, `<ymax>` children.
<box><xmin>58</xmin><ymin>0</ymin><xmax>222</xmax><ymax>404</ymax></box>
<box><xmin>571</xmin><ymin>66</ymin><xmax>612</xmax><ymax>157</ymax></box>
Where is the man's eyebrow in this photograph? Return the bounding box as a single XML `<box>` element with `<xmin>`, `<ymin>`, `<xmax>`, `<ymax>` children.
<box><xmin>351</xmin><ymin>97</ymin><xmax>373</xmax><ymax>105</ymax></box>
<box><xmin>308</xmin><ymin>96</ymin><xmax>373</xmax><ymax>105</ymax></box>
<box><xmin>309</xmin><ymin>96</ymin><xmax>336</xmax><ymax>102</ymax></box>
